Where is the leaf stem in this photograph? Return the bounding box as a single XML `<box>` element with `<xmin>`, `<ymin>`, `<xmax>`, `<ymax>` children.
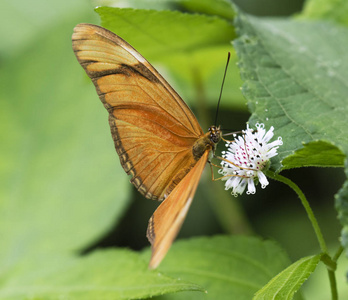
<box><xmin>333</xmin><ymin>245</ymin><xmax>344</xmax><ymax>262</ymax></box>
<box><xmin>265</xmin><ymin>170</ymin><xmax>328</xmax><ymax>253</ymax></box>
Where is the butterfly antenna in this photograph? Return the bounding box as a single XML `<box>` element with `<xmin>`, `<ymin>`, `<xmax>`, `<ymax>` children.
<box><xmin>214</xmin><ymin>52</ymin><xmax>231</xmax><ymax>126</ymax></box>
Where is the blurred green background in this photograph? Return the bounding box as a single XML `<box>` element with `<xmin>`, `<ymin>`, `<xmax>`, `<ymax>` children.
<box><xmin>1</xmin><ymin>0</ymin><xmax>346</xmax><ymax>298</ymax></box>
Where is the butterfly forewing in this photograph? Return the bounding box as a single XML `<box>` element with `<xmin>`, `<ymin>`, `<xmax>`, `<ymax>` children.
<box><xmin>72</xmin><ymin>24</ymin><xmax>203</xmax><ymax>200</ymax></box>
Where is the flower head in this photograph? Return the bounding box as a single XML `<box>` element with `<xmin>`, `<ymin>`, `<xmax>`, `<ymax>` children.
<box><xmin>219</xmin><ymin>123</ymin><xmax>283</xmax><ymax>196</ymax></box>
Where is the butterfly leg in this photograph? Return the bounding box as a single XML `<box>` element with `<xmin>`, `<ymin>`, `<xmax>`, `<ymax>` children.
<box><xmin>209</xmin><ymin>155</ymin><xmax>258</xmax><ymax>182</ymax></box>
<box><xmin>208</xmin><ymin>159</ymin><xmax>234</xmax><ymax>181</ymax></box>
<box><xmin>221</xmin><ymin>132</ymin><xmax>240</xmax><ymax>143</ymax></box>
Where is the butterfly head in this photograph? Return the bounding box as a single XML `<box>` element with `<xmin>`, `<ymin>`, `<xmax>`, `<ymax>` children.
<box><xmin>209</xmin><ymin>125</ymin><xmax>222</xmax><ymax>144</ymax></box>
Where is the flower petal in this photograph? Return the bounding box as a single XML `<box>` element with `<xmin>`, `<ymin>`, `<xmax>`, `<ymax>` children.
<box><xmin>257</xmin><ymin>171</ymin><xmax>269</xmax><ymax>188</ymax></box>
<box><xmin>247</xmin><ymin>178</ymin><xmax>256</xmax><ymax>194</ymax></box>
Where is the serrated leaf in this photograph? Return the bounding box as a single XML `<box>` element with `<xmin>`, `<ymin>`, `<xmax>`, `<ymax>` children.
<box><xmin>144</xmin><ymin>236</ymin><xmax>294</xmax><ymax>300</ymax></box>
<box><xmin>302</xmin><ymin>252</ymin><xmax>348</xmax><ymax>299</ymax></box>
<box><xmin>0</xmin><ymin>250</ymin><xmax>203</xmax><ymax>299</ymax></box>
<box><xmin>253</xmin><ymin>254</ymin><xmax>321</xmax><ymax>300</ymax></box>
<box><xmin>336</xmin><ymin>179</ymin><xmax>348</xmax><ymax>248</ymax></box>
<box><xmin>300</xmin><ymin>0</ymin><xmax>348</xmax><ymax>26</ymax></box>
<box><xmin>234</xmin><ymin>9</ymin><xmax>348</xmax><ymax>274</ymax></box>
<box><xmin>234</xmin><ymin>13</ymin><xmax>348</xmax><ymax>171</ymax></box>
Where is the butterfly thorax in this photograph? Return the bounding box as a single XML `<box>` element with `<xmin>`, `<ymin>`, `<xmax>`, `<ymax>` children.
<box><xmin>192</xmin><ymin>125</ymin><xmax>221</xmax><ymax>160</ymax></box>
<box><xmin>162</xmin><ymin>126</ymin><xmax>221</xmax><ymax>200</ymax></box>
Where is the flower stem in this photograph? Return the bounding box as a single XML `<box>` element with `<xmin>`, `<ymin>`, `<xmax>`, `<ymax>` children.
<box><xmin>265</xmin><ymin>170</ymin><xmax>328</xmax><ymax>253</ymax></box>
<box><xmin>265</xmin><ymin>170</ymin><xmax>341</xmax><ymax>299</ymax></box>
<box><xmin>328</xmin><ymin>245</ymin><xmax>344</xmax><ymax>300</ymax></box>
<box><xmin>328</xmin><ymin>269</ymin><xmax>338</xmax><ymax>300</ymax></box>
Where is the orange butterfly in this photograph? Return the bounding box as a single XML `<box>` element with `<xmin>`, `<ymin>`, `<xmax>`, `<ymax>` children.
<box><xmin>72</xmin><ymin>23</ymin><xmax>222</xmax><ymax>269</ymax></box>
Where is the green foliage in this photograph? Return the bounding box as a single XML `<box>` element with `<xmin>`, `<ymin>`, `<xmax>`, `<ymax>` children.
<box><xmin>336</xmin><ymin>180</ymin><xmax>348</xmax><ymax>247</ymax></box>
<box><xmin>301</xmin><ymin>0</ymin><xmax>348</xmax><ymax>26</ymax></box>
<box><xmin>234</xmin><ymin>12</ymin><xmax>348</xmax><ymax>171</ymax></box>
<box><xmin>0</xmin><ymin>14</ymin><xmax>130</xmax><ymax>262</ymax></box>
<box><xmin>95</xmin><ymin>6</ymin><xmax>243</xmax><ymax>109</ymax></box>
<box><xmin>282</xmin><ymin>141</ymin><xmax>345</xmax><ymax>169</ymax></box>
<box><xmin>254</xmin><ymin>255</ymin><xmax>321</xmax><ymax>300</ymax></box>
<box><xmin>147</xmin><ymin>236</ymin><xmax>293</xmax><ymax>300</ymax></box>
<box><xmin>97</xmin><ymin>7</ymin><xmax>235</xmax><ymax>55</ymax></box>
<box><xmin>1</xmin><ymin>250</ymin><xmax>203</xmax><ymax>299</ymax></box>
<box><xmin>233</xmin><ymin>8</ymin><xmax>348</xmax><ymax>292</ymax></box>
<box><xmin>1</xmin><ymin>0</ymin><xmax>348</xmax><ymax>299</ymax></box>
<box><xmin>0</xmin><ymin>0</ymin><xmax>94</xmax><ymax>56</ymax></box>
<box><xmin>179</xmin><ymin>0</ymin><xmax>235</xmax><ymax>19</ymax></box>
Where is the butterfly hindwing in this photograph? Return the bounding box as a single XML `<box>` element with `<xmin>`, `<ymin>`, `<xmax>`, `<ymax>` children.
<box><xmin>147</xmin><ymin>151</ymin><xmax>209</xmax><ymax>269</ymax></box>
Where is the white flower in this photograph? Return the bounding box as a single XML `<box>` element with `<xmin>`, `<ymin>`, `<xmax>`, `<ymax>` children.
<box><xmin>219</xmin><ymin>123</ymin><xmax>283</xmax><ymax>196</ymax></box>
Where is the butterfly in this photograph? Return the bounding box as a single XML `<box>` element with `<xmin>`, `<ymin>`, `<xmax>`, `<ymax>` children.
<box><xmin>72</xmin><ymin>23</ymin><xmax>222</xmax><ymax>269</ymax></box>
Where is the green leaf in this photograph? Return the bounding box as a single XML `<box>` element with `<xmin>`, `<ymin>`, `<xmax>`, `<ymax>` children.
<box><xmin>234</xmin><ymin>9</ymin><xmax>348</xmax><ymax>274</ymax></box>
<box><xmin>97</xmin><ymin>7</ymin><xmax>234</xmax><ymax>58</ymax></box>
<box><xmin>300</xmin><ymin>0</ymin><xmax>348</xmax><ymax>26</ymax></box>
<box><xmin>144</xmin><ymin>236</ymin><xmax>293</xmax><ymax>300</ymax></box>
<box><xmin>0</xmin><ymin>10</ymin><xmax>130</xmax><ymax>270</ymax></box>
<box><xmin>95</xmin><ymin>0</ymin><xmax>234</xmax><ymax>19</ymax></box>
<box><xmin>234</xmin><ymin>13</ymin><xmax>348</xmax><ymax>171</ymax></box>
<box><xmin>336</xmin><ymin>179</ymin><xmax>348</xmax><ymax>248</ymax></box>
<box><xmin>94</xmin><ymin>0</ymin><xmax>174</xmax><ymax>11</ymax></box>
<box><xmin>0</xmin><ymin>250</ymin><xmax>203</xmax><ymax>299</ymax></box>
<box><xmin>95</xmin><ymin>6</ymin><xmax>244</xmax><ymax>108</ymax></box>
<box><xmin>302</xmin><ymin>253</ymin><xmax>348</xmax><ymax>299</ymax></box>
<box><xmin>253</xmin><ymin>254</ymin><xmax>321</xmax><ymax>300</ymax></box>
<box><xmin>282</xmin><ymin>140</ymin><xmax>345</xmax><ymax>169</ymax></box>
<box><xmin>179</xmin><ymin>0</ymin><xmax>235</xmax><ymax>19</ymax></box>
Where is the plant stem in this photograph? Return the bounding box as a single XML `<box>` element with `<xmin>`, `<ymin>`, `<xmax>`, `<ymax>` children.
<box><xmin>328</xmin><ymin>246</ymin><xmax>344</xmax><ymax>300</ymax></box>
<box><xmin>265</xmin><ymin>170</ymin><xmax>328</xmax><ymax>253</ymax></box>
<box><xmin>321</xmin><ymin>253</ymin><xmax>339</xmax><ymax>300</ymax></box>
<box><xmin>328</xmin><ymin>269</ymin><xmax>338</xmax><ymax>300</ymax></box>
<box><xmin>265</xmin><ymin>170</ymin><xmax>341</xmax><ymax>299</ymax></box>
